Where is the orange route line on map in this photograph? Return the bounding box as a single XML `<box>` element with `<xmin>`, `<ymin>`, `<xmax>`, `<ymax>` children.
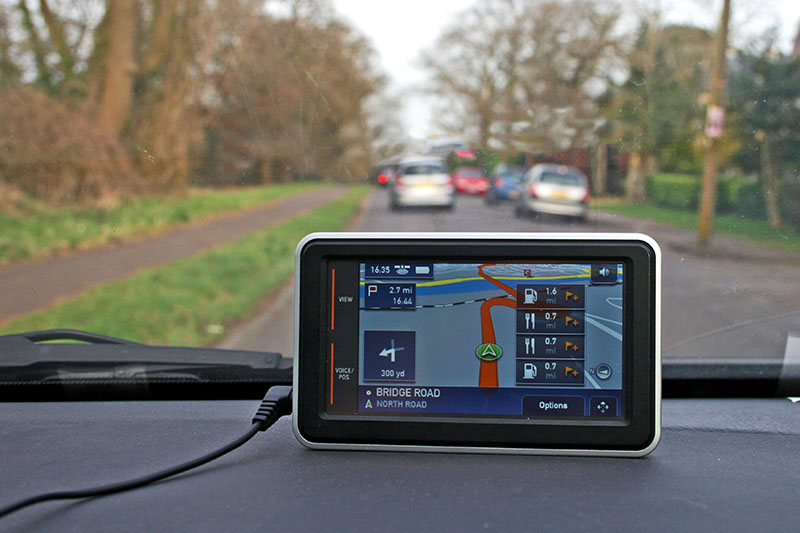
<box><xmin>477</xmin><ymin>264</ymin><xmax>518</xmax><ymax>388</ymax></box>
<box><xmin>478</xmin><ymin>264</ymin><xmax>517</xmax><ymax>298</ymax></box>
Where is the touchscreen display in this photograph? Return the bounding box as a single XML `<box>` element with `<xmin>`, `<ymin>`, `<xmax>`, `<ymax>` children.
<box><xmin>326</xmin><ymin>261</ymin><xmax>625</xmax><ymax>419</ymax></box>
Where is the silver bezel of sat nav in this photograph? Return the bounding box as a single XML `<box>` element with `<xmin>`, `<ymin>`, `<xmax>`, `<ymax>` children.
<box><xmin>293</xmin><ymin>232</ymin><xmax>661</xmax><ymax>457</ymax></box>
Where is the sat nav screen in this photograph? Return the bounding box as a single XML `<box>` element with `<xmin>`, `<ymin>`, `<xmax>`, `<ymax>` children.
<box><xmin>326</xmin><ymin>262</ymin><xmax>624</xmax><ymax>419</ymax></box>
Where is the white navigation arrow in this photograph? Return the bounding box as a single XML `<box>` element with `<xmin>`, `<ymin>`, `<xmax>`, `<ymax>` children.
<box><xmin>378</xmin><ymin>338</ymin><xmax>404</xmax><ymax>363</ymax></box>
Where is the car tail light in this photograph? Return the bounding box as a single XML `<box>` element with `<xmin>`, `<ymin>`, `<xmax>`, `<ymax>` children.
<box><xmin>496</xmin><ymin>178</ymin><xmax>505</xmax><ymax>188</ymax></box>
<box><xmin>377</xmin><ymin>173</ymin><xmax>388</xmax><ymax>184</ymax></box>
<box><xmin>580</xmin><ymin>189</ymin><xmax>590</xmax><ymax>203</ymax></box>
<box><xmin>528</xmin><ymin>184</ymin><xmax>538</xmax><ymax>198</ymax></box>
<box><xmin>396</xmin><ymin>176</ymin><xmax>406</xmax><ymax>188</ymax></box>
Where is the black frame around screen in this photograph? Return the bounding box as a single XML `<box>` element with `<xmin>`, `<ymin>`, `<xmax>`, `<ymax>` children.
<box><xmin>297</xmin><ymin>237</ymin><xmax>657</xmax><ymax>451</ymax></box>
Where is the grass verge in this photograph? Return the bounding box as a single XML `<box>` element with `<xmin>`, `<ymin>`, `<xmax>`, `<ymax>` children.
<box><xmin>594</xmin><ymin>200</ymin><xmax>800</xmax><ymax>254</ymax></box>
<box><xmin>0</xmin><ymin>186</ymin><xmax>368</xmax><ymax>346</ymax></box>
<box><xmin>0</xmin><ymin>182</ymin><xmax>321</xmax><ymax>267</ymax></box>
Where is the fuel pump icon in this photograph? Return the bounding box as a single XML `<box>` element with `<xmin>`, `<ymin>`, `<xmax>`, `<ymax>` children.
<box><xmin>524</xmin><ymin>288</ymin><xmax>538</xmax><ymax>305</ymax></box>
<box><xmin>523</xmin><ymin>363</ymin><xmax>537</xmax><ymax>380</ymax></box>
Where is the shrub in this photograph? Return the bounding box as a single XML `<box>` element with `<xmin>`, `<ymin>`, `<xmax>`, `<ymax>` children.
<box><xmin>731</xmin><ymin>179</ymin><xmax>766</xmax><ymax>220</ymax></box>
<box><xmin>645</xmin><ymin>172</ymin><xmax>768</xmax><ymax>218</ymax></box>
<box><xmin>0</xmin><ymin>87</ymin><xmax>143</xmax><ymax>206</ymax></box>
<box><xmin>645</xmin><ymin>173</ymin><xmax>700</xmax><ymax>210</ymax></box>
<box><xmin>779</xmin><ymin>183</ymin><xmax>800</xmax><ymax>231</ymax></box>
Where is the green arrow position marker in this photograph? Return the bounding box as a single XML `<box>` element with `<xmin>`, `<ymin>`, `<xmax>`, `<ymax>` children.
<box><xmin>476</xmin><ymin>343</ymin><xmax>503</xmax><ymax>361</ymax></box>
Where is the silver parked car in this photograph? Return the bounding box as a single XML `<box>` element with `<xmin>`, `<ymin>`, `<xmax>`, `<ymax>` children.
<box><xmin>516</xmin><ymin>164</ymin><xmax>589</xmax><ymax>221</ymax></box>
<box><xmin>389</xmin><ymin>156</ymin><xmax>455</xmax><ymax>210</ymax></box>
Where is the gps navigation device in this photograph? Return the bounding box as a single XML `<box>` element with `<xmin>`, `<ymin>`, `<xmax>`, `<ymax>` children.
<box><xmin>294</xmin><ymin>233</ymin><xmax>661</xmax><ymax>456</ymax></box>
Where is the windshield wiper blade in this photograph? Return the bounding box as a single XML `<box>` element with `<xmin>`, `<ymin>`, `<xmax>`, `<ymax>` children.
<box><xmin>663</xmin><ymin>357</ymin><xmax>799</xmax><ymax>398</ymax></box>
<box><xmin>0</xmin><ymin>329</ymin><xmax>291</xmax><ymax>385</ymax></box>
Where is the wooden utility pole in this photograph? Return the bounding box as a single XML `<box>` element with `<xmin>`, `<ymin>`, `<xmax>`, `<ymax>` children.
<box><xmin>697</xmin><ymin>0</ymin><xmax>731</xmax><ymax>247</ymax></box>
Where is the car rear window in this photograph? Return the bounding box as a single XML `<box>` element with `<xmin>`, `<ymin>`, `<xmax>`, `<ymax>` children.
<box><xmin>403</xmin><ymin>164</ymin><xmax>445</xmax><ymax>175</ymax></box>
<box><xmin>498</xmin><ymin>171</ymin><xmax>523</xmax><ymax>182</ymax></box>
<box><xmin>456</xmin><ymin>168</ymin><xmax>484</xmax><ymax>178</ymax></box>
<box><xmin>538</xmin><ymin>172</ymin><xmax>584</xmax><ymax>186</ymax></box>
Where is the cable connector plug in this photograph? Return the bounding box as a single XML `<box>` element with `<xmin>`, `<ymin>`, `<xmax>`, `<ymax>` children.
<box><xmin>252</xmin><ymin>385</ymin><xmax>293</xmax><ymax>431</ymax></box>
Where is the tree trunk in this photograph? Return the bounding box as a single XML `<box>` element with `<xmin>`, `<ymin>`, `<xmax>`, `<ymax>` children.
<box><xmin>477</xmin><ymin>76</ymin><xmax>493</xmax><ymax>151</ymax></box>
<box><xmin>593</xmin><ymin>143</ymin><xmax>608</xmax><ymax>196</ymax></box>
<box><xmin>760</xmin><ymin>137</ymin><xmax>784</xmax><ymax>228</ymax></box>
<box><xmin>625</xmin><ymin>151</ymin><xmax>646</xmax><ymax>201</ymax></box>
<box><xmin>96</xmin><ymin>0</ymin><xmax>136</xmax><ymax>137</ymax></box>
<box><xmin>141</xmin><ymin>0</ymin><xmax>177</xmax><ymax>76</ymax></box>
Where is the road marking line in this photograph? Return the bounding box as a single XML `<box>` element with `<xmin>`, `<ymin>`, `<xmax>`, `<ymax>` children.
<box><xmin>584</xmin><ymin>370</ymin><xmax>602</xmax><ymax>389</ymax></box>
<box><xmin>585</xmin><ymin>316</ymin><xmax>623</xmax><ymax>341</ymax></box>
<box><xmin>585</xmin><ymin>313</ymin><xmax>623</xmax><ymax>326</ymax></box>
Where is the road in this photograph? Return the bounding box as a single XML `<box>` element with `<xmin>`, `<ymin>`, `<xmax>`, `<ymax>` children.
<box><xmin>221</xmin><ymin>188</ymin><xmax>800</xmax><ymax>361</ymax></box>
<box><xmin>0</xmin><ymin>186</ymin><xmax>348</xmax><ymax>324</ymax></box>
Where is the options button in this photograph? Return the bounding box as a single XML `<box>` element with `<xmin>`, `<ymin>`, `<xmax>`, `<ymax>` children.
<box><xmin>522</xmin><ymin>396</ymin><xmax>584</xmax><ymax>417</ymax></box>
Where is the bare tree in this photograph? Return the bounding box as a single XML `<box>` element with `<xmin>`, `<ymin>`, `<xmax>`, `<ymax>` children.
<box><xmin>513</xmin><ymin>0</ymin><xmax>623</xmax><ymax>152</ymax></box>
<box><xmin>204</xmin><ymin>1</ymin><xmax>382</xmax><ymax>183</ymax></box>
<box><xmin>0</xmin><ymin>7</ymin><xmax>21</xmax><ymax>87</ymax></box>
<box><xmin>365</xmin><ymin>90</ymin><xmax>408</xmax><ymax>161</ymax></box>
<box><xmin>2</xmin><ymin>0</ymin><xmax>385</xmax><ymax>200</ymax></box>
<box><xmin>421</xmin><ymin>1</ymin><xmax>515</xmax><ymax>151</ymax></box>
<box><xmin>421</xmin><ymin>0</ymin><xmax>623</xmax><ymax>154</ymax></box>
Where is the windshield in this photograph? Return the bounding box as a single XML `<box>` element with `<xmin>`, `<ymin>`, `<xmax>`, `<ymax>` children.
<box><xmin>498</xmin><ymin>172</ymin><xmax>524</xmax><ymax>182</ymax></box>
<box><xmin>1</xmin><ymin>0</ymin><xmax>799</xmax><ymax>394</ymax></box>
<box><xmin>454</xmin><ymin>168</ymin><xmax>485</xmax><ymax>178</ymax></box>
<box><xmin>403</xmin><ymin>164</ymin><xmax>446</xmax><ymax>175</ymax></box>
<box><xmin>538</xmin><ymin>172</ymin><xmax>585</xmax><ymax>186</ymax></box>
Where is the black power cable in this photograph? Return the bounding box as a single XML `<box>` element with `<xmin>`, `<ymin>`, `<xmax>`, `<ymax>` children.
<box><xmin>0</xmin><ymin>386</ymin><xmax>292</xmax><ymax>520</ymax></box>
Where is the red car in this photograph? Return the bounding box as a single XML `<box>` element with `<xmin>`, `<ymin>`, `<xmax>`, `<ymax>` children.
<box><xmin>451</xmin><ymin>167</ymin><xmax>489</xmax><ymax>195</ymax></box>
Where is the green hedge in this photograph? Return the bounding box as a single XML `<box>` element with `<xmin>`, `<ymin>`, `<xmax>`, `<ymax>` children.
<box><xmin>644</xmin><ymin>173</ymin><xmax>700</xmax><ymax>210</ymax></box>
<box><xmin>780</xmin><ymin>183</ymin><xmax>800</xmax><ymax>230</ymax></box>
<box><xmin>645</xmin><ymin>173</ymin><xmax>766</xmax><ymax>218</ymax></box>
<box><xmin>645</xmin><ymin>172</ymin><xmax>800</xmax><ymax>231</ymax></box>
<box><xmin>734</xmin><ymin>180</ymin><xmax>767</xmax><ymax>220</ymax></box>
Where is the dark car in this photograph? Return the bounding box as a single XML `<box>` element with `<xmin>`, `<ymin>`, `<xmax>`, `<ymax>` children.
<box><xmin>485</xmin><ymin>166</ymin><xmax>525</xmax><ymax>204</ymax></box>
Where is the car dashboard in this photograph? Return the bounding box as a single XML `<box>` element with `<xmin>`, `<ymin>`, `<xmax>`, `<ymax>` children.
<box><xmin>2</xmin><ymin>397</ymin><xmax>799</xmax><ymax>531</ymax></box>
